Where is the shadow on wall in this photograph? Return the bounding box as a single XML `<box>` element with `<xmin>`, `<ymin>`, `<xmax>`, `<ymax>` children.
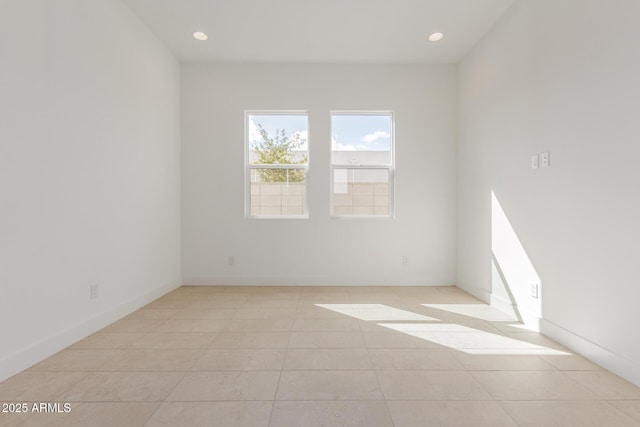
<box><xmin>491</xmin><ymin>190</ymin><xmax>542</xmax><ymax>327</ymax></box>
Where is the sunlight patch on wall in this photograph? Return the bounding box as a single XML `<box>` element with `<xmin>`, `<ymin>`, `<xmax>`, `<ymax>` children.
<box><xmin>491</xmin><ymin>190</ymin><xmax>542</xmax><ymax>320</ymax></box>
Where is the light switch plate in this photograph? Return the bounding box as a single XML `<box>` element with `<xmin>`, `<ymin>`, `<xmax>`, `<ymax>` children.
<box><xmin>541</xmin><ymin>152</ymin><xmax>550</xmax><ymax>168</ymax></box>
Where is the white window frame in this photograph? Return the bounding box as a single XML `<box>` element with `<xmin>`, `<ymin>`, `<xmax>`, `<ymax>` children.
<box><xmin>330</xmin><ymin>110</ymin><xmax>395</xmax><ymax>219</ymax></box>
<box><xmin>245</xmin><ymin>110</ymin><xmax>310</xmax><ymax>219</ymax></box>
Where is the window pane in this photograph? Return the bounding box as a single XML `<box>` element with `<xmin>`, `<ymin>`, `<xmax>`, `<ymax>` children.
<box><xmin>246</xmin><ymin>112</ymin><xmax>308</xmax><ymax>218</ymax></box>
<box><xmin>248</xmin><ymin>114</ymin><xmax>308</xmax><ymax>165</ymax></box>
<box><xmin>331</xmin><ymin>114</ymin><xmax>392</xmax><ymax>165</ymax></box>
<box><xmin>332</xmin><ymin>168</ymin><xmax>389</xmax><ymax>217</ymax></box>
<box><xmin>250</xmin><ymin>168</ymin><xmax>306</xmax><ymax>217</ymax></box>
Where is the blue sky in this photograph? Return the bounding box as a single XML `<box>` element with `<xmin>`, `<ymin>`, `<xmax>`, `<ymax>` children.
<box><xmin>247</xmin><ymin>113</ymin><xmax>392</xmax><ymax>152</ymax></box>
<box><xmin>248</xmin><ymin>114</ymin><xmax>309</xmax><ymax>150</ymax></box>
<box><xmin>332</xmin><ymin>114</ymin><xmax>391</xmax><ymax>152</ymax></box>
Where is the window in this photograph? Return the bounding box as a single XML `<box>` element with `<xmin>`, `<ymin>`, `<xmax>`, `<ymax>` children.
<box><xmin>246</xmin><ymin>111</ymin><xmax>309</xmax><ymax>218</ymax></box>
<box><xmin>331</xmin><ymin>112</ymin><xmax>394</xmax><ymax>217</ymax></box>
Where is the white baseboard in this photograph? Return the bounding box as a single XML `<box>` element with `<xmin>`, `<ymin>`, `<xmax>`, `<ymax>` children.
<box><xmin>183</xmin><ymin>276</ymin><xmax>454</xmax><ymax>286</ymax></box>
<box><xmin>485</xmin><ymin>292</ymin><xmax>639</xmax><ymax>387</ymax></box>
<box><xmin>489</xmin><ymin>293</ymin><xmax>541</xmax><ymax>330</ymax></box>
<box><xmin>0</xmin><ymin>280</ymin><xmax>180</xmax><ymax>383</ymax></box>
<box><xmin>489</xmin><ymin>293</ymin><xmax>512</xmax><ymax>312</ymax></box>
<box><xmin>541</xmin><ymin>319</ymin><xmax>640</xmax><ymax>388</ymax></box>
<box><xmin>483</xmin><ymin>293</ymin><xmax>639</xmax><ymax>387</ymax></box>
<box><xmin>457</xmin><ymin>284</ymin><xmax>491</xmax><ymax>303</ymax></box>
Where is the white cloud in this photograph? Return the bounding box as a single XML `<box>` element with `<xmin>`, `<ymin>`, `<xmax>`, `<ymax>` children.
<box><xmin>293</xmin><ymin>130</ymin><xmax>308</xmax><ymax>141</ymax></box>
<box><xmin>292</xmin><ymin>130</ymin><xmax>308</xmax><ymax>150</ymax></box>
<box><xmin>249</xmin><ymin>121</ymin><xmax>308</xmax><ymax>150</ymax></box>
<box><xmin>361</xmin><ymin>130</ymin><xmax>390</xmax><ymax>143</ymax></box>
<box><xmin>332</xmin><ymin>138</ymin><xmax>356</xmax><ymax>151</ymax></box>
<box><xmin>248</xmin><ymin>118</ymin><xmax>262</xmax><ymax>143</ymax></box>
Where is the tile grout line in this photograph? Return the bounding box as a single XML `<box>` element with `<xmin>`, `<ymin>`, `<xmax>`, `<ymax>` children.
<box><xmin>354</xmin><ymin>293</ymin><xmax>396</xmax><ymax>427</ymax></box>
<box><xmin>492</xmin><ymin>400</ymin><xmax>523</xmax><ymax>426</ymax></box>
<box><xmin>266</xmin><ymin>289</ymin><xmax>299</xmax><ymax>427</ymax></box>
<box><xmin>5</xmin><ymin>286</ymin><xmax>640</xmax><ymax>425</ymax></box>
<box><xmin>140</xmin><ymin>401</ymin><xmax>164</xmax><ymax>427</ymax></box>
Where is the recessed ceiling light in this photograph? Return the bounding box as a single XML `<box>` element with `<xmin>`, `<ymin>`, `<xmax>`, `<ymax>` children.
<box><xmin>428</xmin><ymin>32</ymin><xmax>444</xmax><ymax>42</ymax></box>
<box><xmin>193</xmin><ymin>31</ymin><xmax>208</xmax><ymax>41</ymax></box>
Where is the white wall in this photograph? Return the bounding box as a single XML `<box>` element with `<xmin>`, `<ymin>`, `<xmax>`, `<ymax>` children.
<box><xmin>182</xmin><ymin>64</ymin><xmax>457</xmax><ymax>285</ymax></box>
<box><xmin>458</xmin><ymin>0</ymin><xmax>640</xmax><ymax>385</ymax></box>
<box><xmin>0</xmin><ymin>0</ymin><xmax>181</xmax><ymax>381</ymax></box>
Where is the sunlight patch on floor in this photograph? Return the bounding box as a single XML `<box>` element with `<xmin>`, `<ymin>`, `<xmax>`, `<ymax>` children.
<box><xmin>421</xmin><ymin>304</ymin><xmax>518</xmax><ymax>322</ymax></box>
<box><xmin>377</xmin><ymin>322</ymin><xmax>478</xmax><ymax>333</ymax></box>
<box><xmin>317</xmin><ymin>303</ymin><xmax>570</xmax><ymax>356</ymax></box>
<box><xmin>315</xmin><ymin>304</ymin><xmax>438</xmax><ymax>321</ymax></box>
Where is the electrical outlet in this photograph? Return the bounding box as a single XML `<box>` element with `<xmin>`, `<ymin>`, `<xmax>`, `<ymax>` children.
<box><xmin>531</xmin><ymin>154</ymin><xmax>539</xmax><ymax>169</ymax></box>
<box><xmin>530</xmin><ymin>283</ymin><xmax>539</xmax><ymax>299</ymax></box>
<box><xmin>402</xmin><ymin>256</ymin><xmax>409</xmax><ymax>265</ymax></box>
<box><xmin>90</xmin><ymin>284</ymin><xmax>99</xmax><ymax>300</ymax></box>
<box><xmin>228</xmin><ymin>256</ymin><xmax>236</xmax><ymax>266</ymax></box>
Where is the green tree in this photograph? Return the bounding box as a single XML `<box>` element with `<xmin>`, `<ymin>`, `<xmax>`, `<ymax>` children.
<box><xmin>252</xmin><ymin>124</ymin><xmax>307</xmax><ymax>182</ymax></box>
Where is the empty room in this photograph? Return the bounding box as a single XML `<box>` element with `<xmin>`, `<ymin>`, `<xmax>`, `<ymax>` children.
<box><xmin>1</xmin><ymin>0</ymin><xmax>640</xmax><ymax>426</ymax></box>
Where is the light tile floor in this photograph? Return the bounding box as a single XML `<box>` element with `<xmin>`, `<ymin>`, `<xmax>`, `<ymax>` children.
<box><xmin>1</xmin><ymin>286</ymin><xmax>640</xmax><ymax>426</ymax></box>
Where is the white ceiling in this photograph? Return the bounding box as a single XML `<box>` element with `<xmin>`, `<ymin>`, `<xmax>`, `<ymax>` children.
<box><xmin>121</xmin><ymin>0</ymin><xmax>514</xmax><ymax>63</ymax></box>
